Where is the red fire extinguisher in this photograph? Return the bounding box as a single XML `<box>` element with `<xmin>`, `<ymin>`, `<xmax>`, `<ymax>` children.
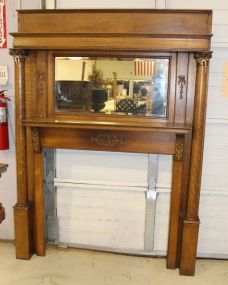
<box><xmin>0</xmin><ymin>90</ymin><xmax>11</xmax><ymax>150</ymax></box>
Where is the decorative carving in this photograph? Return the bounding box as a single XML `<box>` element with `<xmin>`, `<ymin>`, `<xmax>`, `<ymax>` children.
<box><xmin>31</xmin><ymin>128</ymin><xmax>41</xmax><ymax>153</ymax></box>
<box><xmin>9</xmin><ymin>49</ymin><xmax>28</xmax><ymax>64</ymax></box>
<box><xmin>38</xmin><ymin>72</ymin><xmax>45</xmax><ymax>98</ymax></box>
<box><xmin>194</xmin><ymin>51</ymin><xmax>212</xmax><ymax>67</ymax></box>
<box><xmin>178</xmin><ymin>75</ymin><xmax>187</xmax><ymax>99</ymax></box>
<box><xmin>174</xmin><ymin>134</ymin><xmax>184</xmax><ymax>161</ymax></box>
<box><xmin>91</xmin><ymin>134</ymin><xmax>124</xmax><ymax>147</ymax></box>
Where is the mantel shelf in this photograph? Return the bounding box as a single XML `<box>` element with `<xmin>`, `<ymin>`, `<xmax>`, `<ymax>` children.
<box><xmin>23</xmin><ymin>118</ymin><xmax>192</xmax><ymax>134</ymax></box>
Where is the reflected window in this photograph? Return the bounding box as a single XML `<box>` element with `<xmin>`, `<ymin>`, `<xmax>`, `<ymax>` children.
<box><xmin>55</xmin><ymin>57</ymin><xmax>169</xmax><ymax>117</ymax></box>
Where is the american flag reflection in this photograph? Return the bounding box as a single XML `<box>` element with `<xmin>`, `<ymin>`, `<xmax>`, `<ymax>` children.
<box><xmin>134</xmin><ymin>60</ymin><xmax>154</xmax><ymax>76</ymax></box>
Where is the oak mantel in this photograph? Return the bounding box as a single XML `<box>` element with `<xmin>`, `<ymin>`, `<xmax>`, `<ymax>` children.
<box><xmin>10</xmin><ymin>9</ymin><xmax>212</xmax><ymax>276</ymax></box>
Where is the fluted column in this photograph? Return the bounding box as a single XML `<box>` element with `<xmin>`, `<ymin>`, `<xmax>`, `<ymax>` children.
<box><xmin>10</xmin><ymin>49</ymin><xmax>28</xmax><ymax>205</ymax></box>
<box><xmin>180</xmin><ymin>51</ymin><xmax>212</xmax><ymax>276</ymax></box>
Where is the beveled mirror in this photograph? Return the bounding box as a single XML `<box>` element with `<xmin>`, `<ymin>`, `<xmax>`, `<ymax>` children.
<box><xmin>55</xmin><ymin>57</ymin><xmax>169</xmax><ymax>117</ymax></box>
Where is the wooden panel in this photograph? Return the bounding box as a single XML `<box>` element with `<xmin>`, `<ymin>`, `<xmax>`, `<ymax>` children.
<box><xmin>25</xmin><ymin>51</ymin><xmax>48</xmax><ymax>119</ymax></box>
<box><xmin>25</xmin><ymin>52</ymin><xmax>37</xmax><ymax>118</ymax></box>
<box><xmin>185</xmin><ymin>53</ymin><xmax>196</xmax><ymax>124</ymax></box>
<box><xmin>18</xmin><ymin>10</ymin><xmax>212</xmax><ymax>36</ymax></box>
<box><xmin>180</xmin><ymin>219</ymin><xmax>200</xmax><ymax>276</ymax></box>
<box><xmin>174</xmin><ymin>53</ymin><xmax>189</xmax><ymax>123</ymax></box>
<box><xmin>26</xmin><ymin>128</ymin><xmax>34</xmax><ymax>201</ymax></box>
<box><xmin>41</xmin><ymin>128</ymin><xmax>176</xmax><ymax>154</ymax></box>
<box><xmin>34</xmin><ymin>152</ymin><xmax>45</xmax><ymax>256</ymax></box>
<box><xmin>36</xmin><ymin>51</ymin><xmax>48</xmax><ymax>118</ymax></box>
<box><xmin>167</xmin><ymin>158</ymin><xmax>183</xmax><ymax>268</ymax></box>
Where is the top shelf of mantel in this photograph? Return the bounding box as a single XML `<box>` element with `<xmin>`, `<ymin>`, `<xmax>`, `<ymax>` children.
<box><xmin>11</xmin><ymin>9</ymin><xmax>212</xmax><ymax>51</ymax></box>
<box><xmin>23</xmin><ymin>118</ymin><xmax>192</xmax><ymax>134</ymax></box>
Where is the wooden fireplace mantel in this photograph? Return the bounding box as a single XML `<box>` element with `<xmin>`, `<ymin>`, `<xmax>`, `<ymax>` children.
<box><xmin>10</xmin><ymin>9</ymin><xmax>212</xmax><ymax>276</ymax></box>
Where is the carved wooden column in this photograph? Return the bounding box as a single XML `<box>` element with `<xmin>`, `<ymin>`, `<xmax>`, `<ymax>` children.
<box><xmin>31</xmin><ymin>127</ymin><xmax>45</xmax><ymax>256</ymax></box>
<box><xmin>180</xmin><ymin>51</ymin><xmax>212</xmax><ymax>276</ymax></box>
<box><xmin>9</xmin><ymin>49</ymin><xmax>34</xmax><ymax>259</ymax></box>
<box><xmin>167</xmin><ymin>134</ymin><xmax>184</xmax><ymax>269</ymax></box>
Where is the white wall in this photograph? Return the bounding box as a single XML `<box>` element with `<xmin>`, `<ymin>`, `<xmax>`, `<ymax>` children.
<box><xmin>56</xmin><ymin>0</ymin><xmax>156</xmax><ymax>9</ymax></box>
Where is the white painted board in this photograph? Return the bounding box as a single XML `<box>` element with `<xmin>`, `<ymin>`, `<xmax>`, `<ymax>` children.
<box><xmin>56</xmin><ymin>150</ymin><xmax>150</xmax><ymax>187</ymax></box>
<box><xmin>57</xmin><ymin>186</ymin><xmax>146</xmax><ymax>250</ymax></box>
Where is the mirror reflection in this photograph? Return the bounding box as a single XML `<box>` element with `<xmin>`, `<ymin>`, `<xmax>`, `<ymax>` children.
<box><xmin>55</xmin><ymin>57</ymin><xmax>169</xmax><ymax>117</ymax></box>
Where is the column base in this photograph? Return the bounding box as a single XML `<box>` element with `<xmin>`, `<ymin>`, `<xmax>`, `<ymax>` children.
<box><xmin>179</xmin><ymin>218</ymin><xmax>200</xmax><ymax>276</ymax></box>
<box><xmin>14</xmin><ymin>202</ymin><xmax>34</xmax><ymax>260</ymax></box>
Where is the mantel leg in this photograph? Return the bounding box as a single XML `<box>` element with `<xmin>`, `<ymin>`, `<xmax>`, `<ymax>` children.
<box><xmin>180</xmin><ymin>51</ymin><xmax>212</xmax><ymax>276</ymax></box>
<box><xmin>167</xmin><ymin>134</ymin><xmax>184</xmax><ymax>269</ymax></box>
<box><xmin>31</xmin><ymin>127</ymin><xmax>46</xmax><ymax>256</ymax></box>
<box><xmin>10</xmin><ymin>49</ymin><xmax>34</xmax><ymax>260</ymax></box>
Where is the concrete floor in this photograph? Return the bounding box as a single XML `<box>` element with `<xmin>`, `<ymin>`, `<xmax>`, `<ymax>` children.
<box><xmin>0</xmin><ymin>242</ymin><xmax>228</xmax><ymax>285</ymax></box>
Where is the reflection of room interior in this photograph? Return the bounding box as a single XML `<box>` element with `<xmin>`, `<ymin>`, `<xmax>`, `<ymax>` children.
<box><xmin>55</xmin><ymin>58</ymin><xmax>168</xmax><ymax>116</ymax></box>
